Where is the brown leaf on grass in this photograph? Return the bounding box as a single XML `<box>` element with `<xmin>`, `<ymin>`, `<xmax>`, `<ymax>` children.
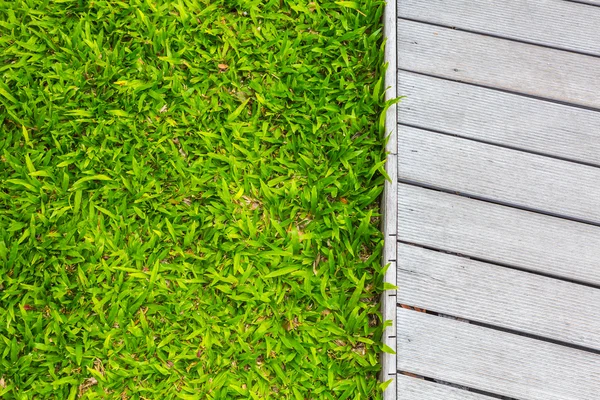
<box><xmin>312</xmin><ymin>253</ymin><xmax>321</xmax><ymax>275</ymax></box>
<box><xmin>283</xmin><ymin>317</ymin><xmax>299</xmax><ymax>331</ymax></box>
<box><xmin>0</xmin><ymin>377</ymin><xmax>5</xmax><ymax>388</ymax></box>
<box><xmin>353</xmin><ymin>343</ymin><xmax>366</xmax><ymax>356</ymax></box>
<box><xmin>218</xmin><ymin>63</ymin><xmax>228</xmax><ymax>71</ymax></box>
<box><xmin>93</xmin><ymin>359</ymin><xmax>105</xmax><ymax>376</ymax></box>
<box><xmin>78</xmin><ymin>377</ymin><xmax>98</xmax><ymax>397</ymax></box>
<box><xmin>242</xmin><ymin>196</ymin><xmax>261</xmax><ymax>210</ymax></box>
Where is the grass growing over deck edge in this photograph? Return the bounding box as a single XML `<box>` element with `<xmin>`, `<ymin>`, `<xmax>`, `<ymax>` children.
<box><xmin>0</xmin><ymin>0</ymin><xmax>390</xmax><ymax>398</ymax></box>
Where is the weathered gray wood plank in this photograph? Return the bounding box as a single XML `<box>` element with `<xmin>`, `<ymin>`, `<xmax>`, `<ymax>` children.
<box><xmin>397</xmin><ymin>243</ymin><xmax>600</xmax><ymax>349</ymax></box>
<box><xmin>381</xmin><ymin>0</ymin><xmax>398</xmax><ymax>397</ymax></box>
<box><xmin>381</xmin><ymin>286</ymin><xmax>397</xmax><ymax>378</ymax></box>
<box><xmin>397</xmin><ymin>308</ymin><xmax>600</xmax><ymax>400</ymax></box>
<box><xmin>397</xmin><ymin>71</ymin><xmax>600</xmax><ymax>165</ymax></box>
<box><xmin>398</xmin><ymin>0</ymin><xmax>600</xmax><ymax>56</ymax></box>
<box><xmin>397</xmin><ymin>19</ymin><xmax>600</xmax><ymax>108</ymax></box>
<box><xmin>398</xmin><ymin>125</ymin><xmax>600</xmax><ymax>223</ymax></box>
<box><xmin>397</xmin><ymin>375</ymin><xmax>490</xmax><ymax>400</ymax></box>
<box><xmin>397</xmin><ymin>184</ymin><xmax>600</xmax><ymax>285</ymax></box>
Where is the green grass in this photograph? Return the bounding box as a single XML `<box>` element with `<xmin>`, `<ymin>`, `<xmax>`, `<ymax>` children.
<box><xmin>0</xmin><ymin>0</ymin><xmax>390</xmax><ymax>398</ymax></box>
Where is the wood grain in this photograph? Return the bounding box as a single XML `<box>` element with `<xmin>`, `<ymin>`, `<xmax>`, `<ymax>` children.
<box><xmin>397</xmin><ymin>243</ymin><xmax>600</xmax><ymax>349</ymax></box>
<box><xmin>397</xmin><ymin>19</ymin><xmax>600</xmax><ymax>108</ymax></box>
<box><xmin>398</xmin><ymin>0</ymin><xmax>600</xmax><ymax>56</ymax></box>
<box><xmin>397</xmin><ymin>125</ymin><xmax>600</xmax><ymax>223</ymax></box>
<box><xmin>381</xmin><ymin>0</ymin><xmax>397</xmax><ymax>397</ymax></box>
<box><xmin>397</xmin><ymin>308</ymin><xmax>600</xmax><ymax>400</ymax></box>
<box><xmin>397</xmin><ymin>71</ymin><xmax>600</xmax><ymax>165</ymax></box>
<box><xmin>397</xmin><ymin>183</ymin><xmax>600</xmax><ymax>285</ymax></box>
<box><xmin>397</xmin><ymin>375</ymin><xmax>491</xmax><ymax>400</ymax></box>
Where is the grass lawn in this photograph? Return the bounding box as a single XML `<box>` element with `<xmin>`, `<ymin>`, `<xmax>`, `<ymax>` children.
<box><xmin>0</xmin><ymin>0</ymin><xmax>390</xmax><ymax>398</ymax></box>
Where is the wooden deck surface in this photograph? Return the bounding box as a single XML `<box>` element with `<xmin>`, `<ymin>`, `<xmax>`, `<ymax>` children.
<box><xmin>387</xmin><ymin>0</ymin><xmax>600</xmax><ymax>398</ymax></box>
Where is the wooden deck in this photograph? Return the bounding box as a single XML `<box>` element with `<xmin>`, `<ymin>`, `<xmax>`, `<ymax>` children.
<box><xmin>381</xmin><ymin>1</ymin><xmax>600</xmax><ymax>399</ymax></box>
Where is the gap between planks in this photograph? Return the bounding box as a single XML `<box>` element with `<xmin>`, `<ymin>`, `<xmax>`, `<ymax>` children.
<box><xmin>397</xmin><ymin>19</ymin><xmax>600</xmax><ymax>109</ymax></box>
<box><xmin>397</xmin><ymin>0</ymin><xmax>600</xmax><ymax>57</ymax></box>
<box><xmin>397</xmin><ymin>125</ymin><xmax>600</xmax><ymax>225</ymax></box>
<box><xmin>397</xmin><ymin>183</ymin><xmax>600</xmax><ymax>286</ymax></box>
<box><xmin>397</xmin><ymin>70</ymin><xmax>600</xmax><ymax>167</ymax></box>
<box><xmin>396</xmin><ymin>243</ymin><xmax>600</xmax><ymax>350</ymax></box>
<box><xmin>397</xmin><ymin>309</ymin><xmax>600</xmax><ymax>400</ymax></box>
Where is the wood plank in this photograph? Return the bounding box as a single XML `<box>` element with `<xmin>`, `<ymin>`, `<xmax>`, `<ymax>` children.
<box><xmin>397</xmin><ymin>184</ymin><xmax>600</xmax><ymax>285</ymax></box>
<box><xmin>381</xmin><ymin>2</ymin><xmax>397</xmax><ymax>396</ymax></box>
<box><xmin>397</xmin><ymin>243</ymin><xmax>600</xmax><ymax>349</ymax></box>
<box><xmin>397</xmin><ymin>308</ymin><xmax>600</xmax><ymax>400</ymax></box>
<box><xmin>381</xmin><ymin>0</ymin><xmax>398</xmax><ymax>386</ymax></box>
<box><xmin>397</xmin><ymin>375</ymin><xmax>491</xmax><ymax>400</ymax></box>
<box><xmin>397</xmin><ymin>71</ymin><xmax>600</xmax><ymax>165</ymax></box>
<box><xmin>384</xmin><ymin>0</ymin><xmax>397</xmax><ymax>156</ymax></box>
<box><xmin>397</xmin><ymin>19</ymin><xmax>600</xmax><ymax>108</ymax></box>
<box><xmin>382</xmin><ymin>154</ymin><xmax>398</xmax><ymax>315</ymax></box>
<box><xmin>397</xmin><ymin>125</ymin><xmax>600</xmax><ymax>223</ymax></box>
<box><xmin>381</xmin><ymin>287</ymin><xmax>397</xmax><ymax>380</ymax></box>
<box><xmin>398</xmin><ymin>0</ymin><xmax>600</xmax><ymax>56</ymax></box>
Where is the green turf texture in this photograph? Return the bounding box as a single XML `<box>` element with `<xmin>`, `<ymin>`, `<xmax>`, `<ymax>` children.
<box><xmin>0</xmin><ymin>0</ymin><xmax>390</xmax><ymax>398</ymax></box>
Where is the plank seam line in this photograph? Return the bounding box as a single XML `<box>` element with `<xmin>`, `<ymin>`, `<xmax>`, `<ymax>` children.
<box><xmin>397</xmin><ymin>121</ymin><xmax>600</xmax><ymax>169</ymax></box>
<box><xmin>397</xmin><ymin>16</ymin><xmax>600</xmax><ymax>59</ymax></box>
<box><xmin>397</xmin><ymin>372</ymin><xmax>519</xmax><ymax>400</ymax></box>
<box><xmin>396</xmin><ymin>240</ymin><xmax>600</xmax><ymax>290</ymax></box>
<box><xmin>397</xmin><ymin>178</ymin><xmax>600</xmax><ymax>228</ymax></box>
<box><xmin>564</xmin><ymin>0</ymin><xmax>600</xmax><ymax>7</ymax></box>
<box><xmin>396</xmin><ymin>307</ymin><xmax>600</xmax><ymax>355</ymax></box>
<box><xmin>397</xmin><ymin>68</ymin><xmax>600</xmax><ymax>114</ymax></box>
